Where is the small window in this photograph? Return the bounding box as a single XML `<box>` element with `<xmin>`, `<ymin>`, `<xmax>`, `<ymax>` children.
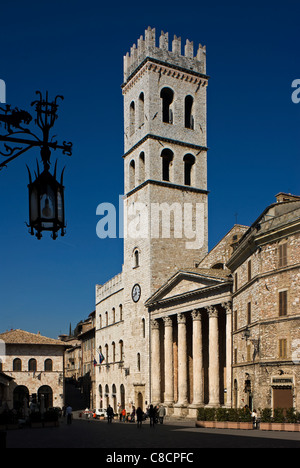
<box><xmin>13</xmin><ymin>358</ymin><xmax>22</xmax><ymax>372</ymax></box>
<box><xmin>183</xmin><ymin>154</ymin><xmax>195</xmax><ymax>186</ymax></box>
<box><xmin>139</xmin><ymin>152</ymin><xmax>145</xmax><ymax>183</ymax></box>
<box><xmin>279</xmin><ymin>339</ymin><xmax>287</xmax><ymax>359</ymax></box>
<box><xmin>184</xmin><ymin>95</ymin><xmax>194</xmax><ymax>129</ymax></box>
<box><xmin>235</xmin><ymin>273</ymin><xmax>238</xmax><ymax>292</ymax></box>
<box><xmin>161</xmin><ymin>149</ymin><xmax>173</xmax><ymax>182</ymax></box>
<box><xmin>119</xmin><ymin>304</ymin><xmax>123</xmax><ymax>321</ymax></box>
<box><xmin>234</xmin><ymin>310</ymin><xmax>238</xmax><ymax>332</ymax></box>
<box><xmin>130</xmin><ymin>101</ymin><xmax>135</xmax><ymax>136</ymax></box>
<box><xmin>134</xmin><ymin>249</ymin><xmax>139</xmax><ymax>268</ymax></box>
<box><xmin>129</xmin><ymin>160</ymin><xmax>136</xmax><ymax>191</ymax></box>
<box><xmin>28</xmin><ymin>359</ymin><xmax>37</xmax><ymax>372</ymax></box>
<box><xmin>279</xmin><ymin>291</ymin><xmax>288</xmax><ymax>317</ymax></box>
<box><xmin>247</xmin><ymin>302</ymin><xmax>251</xmax><ymax>325</ymax></box>
<box><xmin>142</xmin><ymin>318</ymin><xmax>146</xmax><ymax>338</ymax></box>
<box><xmin>248</xmin><ymin>260</ymin><xmax>252</xmax><ymax>282</ymax></box>
<box><xmin>160</xmin><ymin>87</ymin><xmax>174</xmax><ymax>124</ymax></box>
<box><xmin>278</xmin><ymin>243</ymin><xmax>288</xmax><ymax>268</ymax></box>
<box><xmin>137</xmin><ymin>353</ymin><xmax>141</xmax><ymax>372</ymax></box>
<box><xmin>119</xmin><ymin>340</ymin><xmax>124</xmax><ymax>361</ymax></box>
<box><xmin>44</xmin><ymin>359</ymin><xmax>53</xmax><ymax>372</ymax></box>
<box><xmin>112</xmin><ymin>342</ymin><xmax>116</xmax><ymax>362</ymax></box>
<box><xmin>112</xmin><ymin>307</ymin><xmax>116</xmax><ymax>323</ymax></box>
<box><xmin>138</xmin><ymin>93</ymin><xmax>145</xmax><ymax>128</ymax></box>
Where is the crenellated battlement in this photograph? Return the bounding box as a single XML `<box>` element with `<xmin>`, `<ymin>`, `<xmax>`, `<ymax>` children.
<box><xmin>123</xmin><ymin>27</ymin><xmax>206</xmax><ymax>83</ymax></box>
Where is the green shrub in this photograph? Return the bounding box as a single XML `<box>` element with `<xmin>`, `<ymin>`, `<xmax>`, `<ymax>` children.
<box><xmin>260</xmin><ymin>408</ymin><xmax>272</xmax><ymax>423</ymax></box>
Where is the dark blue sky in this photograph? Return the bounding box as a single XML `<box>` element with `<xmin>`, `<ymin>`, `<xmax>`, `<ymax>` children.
<box><xmin>0</xmin><ymin>0</ymin><xmax>299</xmax><ymax>338</ymax></box>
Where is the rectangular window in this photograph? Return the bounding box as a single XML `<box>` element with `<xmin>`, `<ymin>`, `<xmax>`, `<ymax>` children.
<box><xmin>234</xmin><ymin>310</ymin><xmax>238</xmax><ymax>331</ymax></box>
<box><xmin>235</xmin><ymin>273</ymin><xmax>238</xmax><ymax>292</ymax></box>
<box><xmin>279</xmin><ymin>339</ymin><xmax>287</xmax><ymax>359</ymax></box>
<box><xmin>278</xmin><ymin>243</ymin><xmax>288</xmax><ymax>268</ymax></box>
<box><xmin>247</xmin><ymin>302</ymin><xmax>251</xmax><ymax>325</ymax></box>
<box><xmin>279</xmin><ymin>291</ymin><xmax>288</xmax><ymax>317</ymax></box>
<box><xmin>248</xmin><ymin>260</ymin><xmax>252</xmax><ymax>282</ymax></box>
<box><xmin>234</xmin><ymin>348</ymin><xmax>238</xmax><ymax>364</ymax></box>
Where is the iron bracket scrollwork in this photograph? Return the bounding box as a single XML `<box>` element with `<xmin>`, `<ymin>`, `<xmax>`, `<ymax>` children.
<box><xmin>0</xmin><ymin>91</ymin><xmax>73</xmax><ymax>171</ymax></box>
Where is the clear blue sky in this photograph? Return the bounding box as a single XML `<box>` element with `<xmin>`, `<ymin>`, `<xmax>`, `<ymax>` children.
<box><xmin>0</xmin><ymin>0</ymin><xmax>299</xmax><ymax>338</ymax></box>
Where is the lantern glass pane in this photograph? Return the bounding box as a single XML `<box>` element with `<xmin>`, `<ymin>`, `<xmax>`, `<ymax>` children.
<box><xmin>57</xmin><ymin>188</ymin><xmax>64</xmax><ymax>224</ymax></box>
<box><xmin>30</xmin><ymin>187</ymin><xmax>39</xmax><ymax>223</ymax></box>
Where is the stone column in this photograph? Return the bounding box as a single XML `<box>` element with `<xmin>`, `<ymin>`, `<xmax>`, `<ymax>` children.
<box><xmin>207</xmin><ymin>306</ymin><xmax>220</xmax><ymax>407</ymax></box>
<box><xmin>163</xmin><ymin>316</ymin><xmax>174</xmax><ymax>405</ymax></box>
<box><xmin>151</xmin><ymin>319</ymin><xmax>161</xmax><ymax>404</ymax></box>
<box><xmin>176</xmin><ymin>313</ymin><xmax>188</xmax><ymax>406</ymax></box>
<box><xmin>222</xmin><ymin>302</ymin><xmax>232</xmax><ymax>408</ymax></box>
<box><xmin>191</xmin><ymin>309</ymin><xmax>203</xmax><ymax>407</ymax></box>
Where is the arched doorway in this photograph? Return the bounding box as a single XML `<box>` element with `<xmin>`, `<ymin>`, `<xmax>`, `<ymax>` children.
<box><xmin>137</xmin><ymin>392</ymin><xmax>143</xmax><ymax>410</ymax></box>
<box><xmin>38</xmin><ymin>386</ymin><xmax>53</xmax><ymax>410</ymax></box>
<box><xmin>13</xmin><ymin>386</ymin><xmax>29</xmax><ymax>412</ymax></box>
<box><xmin>120</xmin><ymin>384</ymin><xmax>125</xmax><ymax>410</ymax></box>
<box><xmin>112</xmin><ymin>384</ymin><xmax>117</xmax><ymax>413</ymax></box>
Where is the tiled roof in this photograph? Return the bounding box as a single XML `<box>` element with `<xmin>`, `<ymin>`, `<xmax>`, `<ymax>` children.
<box><xmin>0</xmin><ymin>329</ymin><xmax>67</xmax><ymax>346</ymax></box>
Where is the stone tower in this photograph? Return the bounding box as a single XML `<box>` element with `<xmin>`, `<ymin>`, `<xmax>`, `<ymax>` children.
<box><xmin>120</xmin><ymin>27</ymin><xmax>209</xmax><ymax>406</ymax></box>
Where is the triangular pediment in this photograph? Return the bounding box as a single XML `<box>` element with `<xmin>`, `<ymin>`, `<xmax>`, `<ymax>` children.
<box><xmin>146</xmin><ymin>268</ymin><xmax>231</xmax><ymax>306</ymax></box>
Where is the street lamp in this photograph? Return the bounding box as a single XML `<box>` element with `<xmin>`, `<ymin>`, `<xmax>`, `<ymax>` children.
<box><xmin>0</xmin><ymin>91</ymin><xmax>72</xmax><ymax>239</ymax></box>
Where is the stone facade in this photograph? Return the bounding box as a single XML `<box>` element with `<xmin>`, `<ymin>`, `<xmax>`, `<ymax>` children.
<box><xmin>94</xmin><ymin>27</ymin><xmax>300</xmax><ymax>418</ymax></box>
<box><xmin>0</xmin><ymin>329</ymin><xmax>67</xmax><ymax>411</ymax></box>
<box><xmin>228</xmin><ymin>196</ymin><xmax>300</xmax><ymax>412</ymax></box>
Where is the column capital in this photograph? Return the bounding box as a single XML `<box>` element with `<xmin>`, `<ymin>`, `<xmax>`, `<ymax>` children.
<box><xmin>177</xmin><ymin>313</ymin><xmax>186</xmax><ymax>324</ymax></box>
<box><xmin>207</xmin><ymin>305</ymin><xmax>218</xmax><ymax>318</ymax></box>
<box><xmin>222</xmin><ymin>302</ymin><xmax>232</xmax><ymax>315</ymax></box>
<box><xmin>163</xmin><ymin>316</ymin><xmax>173</xmax><ymax>327</ymax></box>
<box><xmin>191</xmin><ymin>309</ymin><xmax>202</xmax><ymax>321</ymax></box>
<box><xmin>151</xmin><ymin>319</ymin><xmax>160</xmax><ymax>330</ymax></box>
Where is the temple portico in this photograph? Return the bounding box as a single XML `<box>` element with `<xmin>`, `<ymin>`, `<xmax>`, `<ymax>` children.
<box><xmin>147</xmin><ymin>271</ymin><xmax>233</xmax><ymax>418</ymax></box>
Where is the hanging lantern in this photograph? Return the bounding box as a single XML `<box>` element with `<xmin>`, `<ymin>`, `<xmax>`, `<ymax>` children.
<box><xmin>27</xmin><ymin>161</ymin><xmax>66</xmax><ymax>240</ymax></box>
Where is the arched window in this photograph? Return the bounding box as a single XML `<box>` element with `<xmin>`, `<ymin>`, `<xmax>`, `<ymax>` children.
<box><xmin>99</xmin><ymin>385</ymin><xmax>103</xmax><ymax>408</ymax></box>
<box><xmin>28</xmin><ymin>359</ymin><xmax>37</xmax><ymax>372</ymax></box>
<box><xmin>119</xmin><ymin>340</ymin><xmax>124</xmax><ymax>361</ymax></box>
<box><xmin>160</xmin><ymin>87</ymin><xmax>174</xmax><ymax>124</ymax></box>
<box><xmin>105</xmin><ymin>344</ymin><xmax>109</xmax><ymax>363</ymax></box>
<box><xmin>139</xmin><ymin>152</ymin><xmax>145</xmax><ymax>183</ymax></box>
<box><xmin>112</xmin><ymin>307</ymin><xmax>116</xmax><ymax>323</ymax></box>
<box><xmin>138</xmin><ymin>93</ymin><xmax>145</xmax><ymax>128</ymax></box>
<box><xmin>161</xmin><ymin>149</ymin><xmax>174</xmax><ymax>182</ymax></box>
<box><xmin>13</xmin><ymin>358</ymin><xmax>22</xmax><ymax>372</ymax></box>
<box><xmin>134</xmin><ymin>249</ymin><xmax>139</xmax><ymax>268</ymax></box>
<box><xmin>137</xmin><ymin>353</ymin><xmax>141</xmax><ymax>372</ymax></box>
<box><xmin>112</xmin><ymin>342</ymin><xmax>116</xmax><ymax>362</ymax></box>
<box><xmin>142</xmin><ymin>318</ymin><xmax>146</xmax><ymax>338</ymax></box>
<box><xmin>185</xmin><ymin>95</ymin><xmax>194</xmax><ymax>129</ymax></box>
<box><xmin>99</xmin><ymin>314</ymin><xmax>102</xmax><ymax>328</ymax></box>
<box><xmin>44</xmin><ymin>359</ymin><xmax>53</xmax><ymax>372</ymax></box>
<box><xmin>105</xmin><ymin>311</ymin><xmax>108</xmax><ymax>327</ymax></box>
<box><xmin>119</xmin><ymin>304</ymin><xmax>123</xmax><ymax>321</ymax></box>
<box><xmin>183</xmin><ymin>154</ymin><xmax>195</xmax><ymax>186</ymax></box>
<box><xmin>129</xmin><ymin>160</ymin><xmax>135</xmax><ymax>191</ymax></box>
<box><xmin>130</xmin><ymin>101</ymin><xmax>135</xmax><ymax>136</ymax></box>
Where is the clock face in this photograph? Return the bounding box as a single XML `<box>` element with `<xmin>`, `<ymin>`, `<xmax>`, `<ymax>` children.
<box><xmin>132</xmin><ymin>284</ymin><xmax>141</xmax><ymax>303</ymax></box>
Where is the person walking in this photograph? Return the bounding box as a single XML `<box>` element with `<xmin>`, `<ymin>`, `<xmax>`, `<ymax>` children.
<box><xmin>149</xmin><ymin>405</ymin><xmax>156</xmax><ymax>428</ymax></box>
<box><xmin>121</xmin><ymin>408</ymin><xmax>126</xmax><ymax>422</ymax></box>
<box><xmin>136</xmin><ymin>407</ymin><xmax>143</xmax><ymax>429</ymax></box>
<box><xmin>66</xmin><ymin>404</ymin><xmax>73</xmax><ymax>425</ymax></box>
<box><xmin>107</xmin><ymin>405</ymin><xmax>114</xmax><ymax>424</ymax></box>
<box><xmin>158</xmin><ymin>405</ymin><xmax>166</xmax><ymax>424</ymax></box>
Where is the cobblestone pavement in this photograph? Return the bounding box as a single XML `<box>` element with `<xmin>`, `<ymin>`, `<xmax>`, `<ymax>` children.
<box><xmin>5</xmin><ymin>415</ymin><xmax>300</xmax><ymax>449</ymax></box>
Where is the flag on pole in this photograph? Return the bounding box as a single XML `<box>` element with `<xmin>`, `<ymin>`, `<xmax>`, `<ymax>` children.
<box><xmin>99</xmin><ymin>352</ymin><xmax>105</xmax><ymax>364</ymax></box>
